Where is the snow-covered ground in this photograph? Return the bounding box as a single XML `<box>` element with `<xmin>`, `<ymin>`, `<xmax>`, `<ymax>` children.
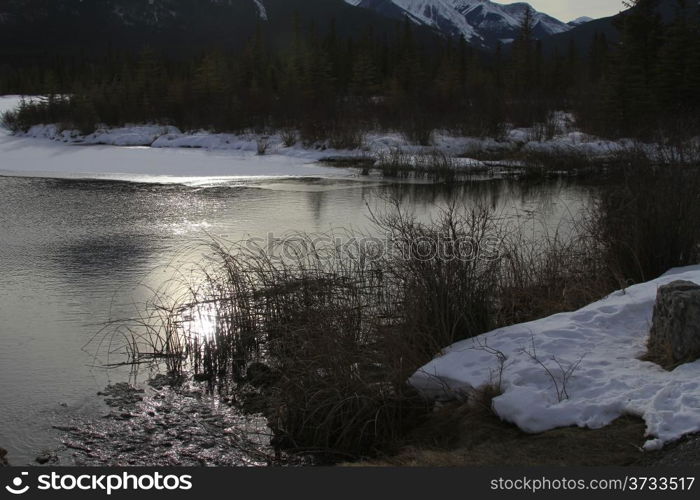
<box><xmin>0</xmin><ymin>96</ymin><xmax>644</xmax><ymax>178</ymax></box>
<box><xmin>17</xmin><ymin>115</ymin><xmax>628</xmax><ymax>160</ymax></box>
<box><xmin>0</xmin><ymin>96</ymin><xmax>352</xmax><ymax>184</ymax></box>
<box><xmin>410</xmin><ymin>265</ymin><xmax>700</xmax><ymax>450</ymax></box>
<box><xmin>3</xmin><ymin>95</ymin><xmax>698</xmax><ymax>183</ymax></box>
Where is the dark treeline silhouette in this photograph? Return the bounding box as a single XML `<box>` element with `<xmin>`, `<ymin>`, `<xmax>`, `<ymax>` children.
<box><xmin>3</xmin><ymin>0</ymin><xmax>700</xmax><ymax>143</ymax></box>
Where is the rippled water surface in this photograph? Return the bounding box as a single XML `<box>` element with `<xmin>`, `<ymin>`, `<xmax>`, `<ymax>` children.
<box><xmin>0</xmin><ymin>173</ymin><xmax>593</xmax><ymax>464</ymax></box>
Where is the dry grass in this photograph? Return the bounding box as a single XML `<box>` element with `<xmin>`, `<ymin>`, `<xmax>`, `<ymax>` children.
<box><xmin>592</xmin><ymin>162</ymin><xmax>700</xmax><ymax>284</ymax></box>
<box><xmin>354</xmin><ymin>387</ymin><xmax>650</xmax><ymax>467</ymax></box>
<box><xmin>95</xmin><ymin>194</ymin><xmax>671</xmax><ymax>462</ymax></box>
<box><xmin>373</xmin><ymin>149</ymin><xmax>482</xmax><ymax>182</ymax></box>
<box><xmin>363</xmin><ymin>417</ymin><xmax>648</xmax><ymax>467</ymax></box>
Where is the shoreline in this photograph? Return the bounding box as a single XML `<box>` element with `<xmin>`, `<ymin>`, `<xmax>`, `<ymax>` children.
<box><xmin>44</xmin><ymin>377</ymin><xmax>276</xmax><ymax>467</ymax></box>
<box><xmin>34</xmin><ymin>376</ymin><xmax>700</xmax><ymax>467</ymax></box>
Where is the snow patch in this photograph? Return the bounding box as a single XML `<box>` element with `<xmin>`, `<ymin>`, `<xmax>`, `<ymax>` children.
<box><xmin>345</xmin><ymin>0</ymin><xmax>571</xmax><ymax>46</ymax></box>
<box><xmin>410</xmin><ymin>265</ymin><xmax>700</xmax><ymax>449</ymax></box>
<box><xmin>569</xmin><ymin>16</ymin><xmax>594</xmax><ymax>26</ymax></box>
<box><xmin>252</xmin><ymin>0</ymin><xmax>268</xmax><ymax>21</ymax></box>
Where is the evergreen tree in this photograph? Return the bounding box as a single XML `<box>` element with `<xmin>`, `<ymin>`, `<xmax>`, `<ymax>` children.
<box><xmin>604</xmin><ymin>0</ymin><xmax>664</xmax><ymax>136</ymax></box>
<box><xmin>655</xmin><ymin>0</ymin><xmax>695</xmax><ymax>111</ymax></box>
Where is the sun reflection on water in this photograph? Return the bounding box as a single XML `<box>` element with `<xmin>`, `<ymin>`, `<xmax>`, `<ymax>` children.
<box><xmin>185</xmin><ymin>307</ymin><xmax>218</xmax><ymax>343</ymax></box>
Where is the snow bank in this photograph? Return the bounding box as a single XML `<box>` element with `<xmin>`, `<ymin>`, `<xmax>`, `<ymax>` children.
<box><xmin>5</xmin><ymin>95</ymin><xmax>699</xmax><ymax>177</ymax></box>
<box><xmin>410</xmin><ymin>265</ymin><xmax>700</xmax><ymax>449</ymax></box>
<box><xmin>522</xmin><ymin>132</ymin><xmax>631</xmax><ymax>157</ymax></box>
<box><xmin>3</xmin><ymin>95</ymin><xmax>627</xmax><ymax>165</ymax></box>
<box><xmin>0</xmin><ymin>95</ymin><xmax>23</xmax><ymax>115</ymax></box>
<box><xmin>0</xmin><ymin>96</ymin><xmax>355</xmax><ymax>183</ymax></box>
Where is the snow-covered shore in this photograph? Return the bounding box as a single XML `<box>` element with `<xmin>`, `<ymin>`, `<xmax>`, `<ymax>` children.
<box><xmin>17</xmin><ymin>117</ymin><xmax>630</xmax><ymax>162</ymax></box>
<box><xmin>3</xmin><ymin>94</ymin><xmax>699</xmax><ymax>186</ymax></box>
<box><xmin>410</xmin><ymin>265</ymin><xmax>700</xmax><ymax>451</ymax></box>
<box><xmin>2</xmin><ymin>95</ymin><xmax>657</xmax><ymax>181</ymax></box>
<box><xmin>0</xmin><ymin>96</ymin><xmax>351</xmax><ymax>184</ymax></box>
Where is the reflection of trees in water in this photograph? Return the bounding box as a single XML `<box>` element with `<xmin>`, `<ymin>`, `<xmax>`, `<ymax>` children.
<box><xmin>52</xmin><ymin>235</ymin><xmax>157</xmax><ymax>279</ymax></box>
<box><xmin>375</xmin><ymin>178</ymin><xmax>595</xmax><ymax>219</ymax></box>
<box><xmin>305</xmin><ymin>190</ymin><xmax>327</xmax><ymax>225</ymax></box>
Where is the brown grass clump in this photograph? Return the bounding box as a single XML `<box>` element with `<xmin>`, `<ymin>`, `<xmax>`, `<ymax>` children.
<box><xmin>356</xmin><ymin>385</ymin><xmax>649</xmax><ymax>467</ymax></box>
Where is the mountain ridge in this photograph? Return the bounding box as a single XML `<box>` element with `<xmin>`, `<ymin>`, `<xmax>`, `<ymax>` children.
<box><xmin>0</xmin><ymin>0</ymin><xmax>441</xmax><ymax>63</ymax></box>
<box><xmin>346</xmin><ymin>0</ymin><xmax>572</xmax><ymax>48</ymax></box>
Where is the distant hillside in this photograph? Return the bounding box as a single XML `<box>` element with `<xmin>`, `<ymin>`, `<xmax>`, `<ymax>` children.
<box><xmin>541</xmin><ymin>0</ymin><xmax>695</xmax><ymax>55</ymax></box>
<box><xmin>0</xmin><ymin>0</ymin><xmax>440</xmax><ymax>65</ymax></box>
<box><xmin>348</xmin><ymin>0</ymin><xmax>572</xmax><ymax>49</ymax></box>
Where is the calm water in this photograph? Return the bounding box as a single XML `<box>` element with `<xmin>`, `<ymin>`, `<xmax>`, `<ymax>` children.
<box><xmin>0</xmin><ymin>173</ymin><xmax>592</xmax><ymax>464</ymax></box>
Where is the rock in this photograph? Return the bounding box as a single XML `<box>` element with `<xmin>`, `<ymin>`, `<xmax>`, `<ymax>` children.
<box><xmin>648</xmin><ymin>280</ymin><xmax>700</xmax><ymax>366</ymax></box>
<box><xmin>0</xmin><ymin>447</ymin><xmax>8</xmax><ymax>466</ymax></box>
<box><xmin>35</xmin><ymin>452</ymin><xmax>53</xmax><ymax>465</ymax></box>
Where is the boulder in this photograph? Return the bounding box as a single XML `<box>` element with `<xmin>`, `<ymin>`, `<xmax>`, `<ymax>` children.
<box><xmin>648</xmin><ymin>280</ymin><xmax>700</xmax><ymax>366</ymax></box>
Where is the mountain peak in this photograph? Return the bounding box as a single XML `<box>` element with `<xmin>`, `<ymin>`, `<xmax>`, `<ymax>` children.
<box><xmin>568</xmin><ymin>16</ymin><xmax>593</xmax><ymax>27</ymax></box>
<box><xmin>347</xmin><ymin>0</ymin><xmax>572</xmax><ymax>48</ymax></box>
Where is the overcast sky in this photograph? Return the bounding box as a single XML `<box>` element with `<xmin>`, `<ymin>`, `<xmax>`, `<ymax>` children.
<box><xmin>494</xmin><ymin>1</ymin><xmax>627</xmax><ymax>22</ymax></box>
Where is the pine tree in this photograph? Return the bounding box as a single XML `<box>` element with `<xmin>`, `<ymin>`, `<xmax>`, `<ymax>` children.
<box><xmin>589</xmin><ymin>32</ymin><xmax>609</xmax><ymax>83</ymax></box>
<box><xmin>655</xmin><ymin>0</ymin><xmax>695</xmax><ymax>112</ymax></box>
<box><xmin>604</xmin><ymin>0</ymin><xmax>664</xmax><ymax>136</ymax></box>
<box><xmin>511</xmin><ymin>5</ymin><xmax>536</xmax><ymax>96</ymax></box>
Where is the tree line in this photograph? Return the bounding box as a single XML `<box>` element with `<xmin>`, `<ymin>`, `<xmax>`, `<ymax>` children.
<box><xmin>3</xmin><ymin>0</ymin><xmax>699</xmax><ymax>144</ymax></box>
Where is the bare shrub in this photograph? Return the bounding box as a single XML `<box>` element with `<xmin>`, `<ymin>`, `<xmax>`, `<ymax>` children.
<box><xmin>496</xmin><ymin>214</ymin><xmax>610</xmax><ymax>325</ymax></box>
<box><xmin>370</xmin><ymin>201</ymin><xmax>506</xmax><ymax>354</ymax></box>
<box><xmin>256</xmin><ymin>136</ymin><xmax>270</xmax><ymax>155</ymax></box>
<box><xmin>281</xmin><ymin>128</ymin><xmax>297</xmax><ymax>147</ymax></box>
<box><xmin>328</xmin><ymin>125</ymin><xmax>365</xmax><ymax>150</ymax></box>
<box><xmin>522</xmin><ymin>336</ymin><xmax>585</xmax><ymax>402</ymax></box>
<box><xmin>0</xmin><ymin>110</ymin><xmax>19</xmax><ymax>132</ymax></box>
<box><xmin>528</xmin><ymin>112</ymin><xmax>561</xmax><ymax>143</ymax></box>
<box><xmin>399</xmin><ymin>116</ymin><xmax>434</xmax><ymax>146</ymax></box>
<box><xmin>374</xmin><ymin>149</ymin><xmax>465</xmax><ymax>182</ymax></box>
<box><xmin>299</xmin><ymin>121</ymin><xmax>327</xmax><ymax>148</ymax></box>
<box><xmin>591</xmin><ymin>163</ymin><xmax>700</xmax><ymax>283</ymax></box>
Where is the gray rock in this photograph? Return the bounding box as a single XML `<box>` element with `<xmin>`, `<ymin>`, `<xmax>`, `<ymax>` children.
<box><xmin>35</xmin><ymin>452</ymin><xmax>53</xmax><ymax>465</ymax></box>
<box><xmin>648</xmin><ymin>280</ymin><xmax>700</xmax><ymax>366</ymax></box>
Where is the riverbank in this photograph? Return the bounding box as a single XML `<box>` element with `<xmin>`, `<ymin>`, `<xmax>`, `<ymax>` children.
<box><xmin>45</xmin><ymin>377</ymin><xmax>276</xmax><ymax>467</ymax></box>
<box><xmin>30</xmin><ymin>372</ymin><xmax>700</xmax><ymax>467</ymax></box>
<box><xmin>4</xmin><ymin>97</ymin><xmax>700</xmax><ymax>182</ymax></box>
<box><xmin>41</xmin><ymin>381</ymin><xmax>690</xmax><ymax>467</ymax></box>
<box><xmin>13</xmin><ymin>118</ymin><xmax>624</xmax><ymax>165</ymax></box>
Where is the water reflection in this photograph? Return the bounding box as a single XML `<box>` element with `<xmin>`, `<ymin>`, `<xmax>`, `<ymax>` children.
<box><xmin>53</xmin><ymin>236</ymin><xmax>156</xmax><ymax>276</ymax></box>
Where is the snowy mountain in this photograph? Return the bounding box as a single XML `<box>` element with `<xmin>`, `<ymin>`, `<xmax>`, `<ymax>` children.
<box><xmin>0</xmin><ymin>0</ymin><xmax>588</xmax><ymax>59</ymax></box>
<box><xmin>568</xmin><ymin>16</ymin><xmax>593</xmax><ymax>27</ymax></box>
<box><xmin>345</xmin><ymin>0</ymin><xmax>573</xmax><ymax>48</ymax></box>
<box><xmin>542</xmin><ymin>0</ymin><xmax>693</xmax><ymax>56</ymax></box>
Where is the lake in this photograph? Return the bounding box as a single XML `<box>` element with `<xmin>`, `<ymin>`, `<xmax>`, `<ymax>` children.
<box><xmin>0</xmin><ymin>171</ymin><xmax>594</xmax><ymax>464</ymax></box>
